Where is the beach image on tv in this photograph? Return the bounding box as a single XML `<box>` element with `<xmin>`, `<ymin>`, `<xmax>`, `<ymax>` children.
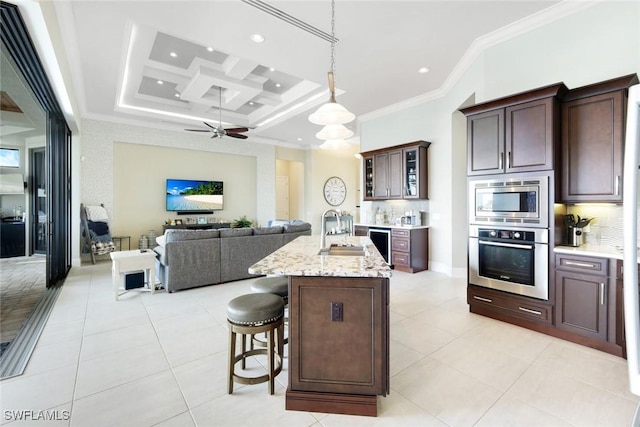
<box><xmin>166</xmin><ymin>179</ymin><xmax>223</xmax><ymax>211</ymax></box>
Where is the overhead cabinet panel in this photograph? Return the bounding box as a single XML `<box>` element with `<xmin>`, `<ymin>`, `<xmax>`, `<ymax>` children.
<box><xmin>361</xmin><ymin>141</ymin><xmax>430</xmax><ymax>201</ymax></box>
<box><xmin>461</xmin><ymin>83</ymin><xmax>566</xmax><ymax>176</ymax></box>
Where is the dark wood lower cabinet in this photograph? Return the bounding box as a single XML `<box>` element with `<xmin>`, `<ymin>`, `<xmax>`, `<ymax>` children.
<box><xmin>287</xmin><ymin>276</ymin><xmax>389</xmax><ymax>416</ymax></box>
<box><xmin>469</xmin><ymin>253</ymin><xmax>627</xmax><ymax>358</ymax></box>
<box><xmin>468</xmin><ymin>285</ymin><xmax>553</xmax><ymax>326</ymax></box>
<box><xmin>391</xmin><ymin>228</ymin><xmax>428</xmax><ymax>273</ymax></box>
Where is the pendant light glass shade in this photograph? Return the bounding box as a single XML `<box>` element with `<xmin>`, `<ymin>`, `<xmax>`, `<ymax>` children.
<box><xmin>315</xmin><ymin>123</ymin><xmax>353</xmax><ymax>140</ymax></box>
<box><xmin>309</xmin><ymin>100</ymin><xmax>355</xmax><ymax>125</ymax></box>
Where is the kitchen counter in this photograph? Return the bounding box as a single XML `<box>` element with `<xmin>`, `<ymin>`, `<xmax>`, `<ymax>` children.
<box><xmin>355</xmin><ymin>222</ymin><xmax>429</xmax><ymax>230</ymax></box>
<box><xmin>248</xmin><ymin>235</ymin><xmax>391</xmax><ymax>278</ymax></box>
<box><xmin>554</xmin><ymin>244</ymin><xmax>625</xmax><ymax>261</ymax></box>
<box><xmin>249</xmin><ymin>235</ymin><xmax>391</xmax><ymax>417</ymax></box>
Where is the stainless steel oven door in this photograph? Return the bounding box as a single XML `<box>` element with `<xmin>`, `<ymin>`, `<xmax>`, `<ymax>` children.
<box><xmin>469</xmin><ymin>226</ymin><xmax>549</xmax><ymax>300</ymax></box>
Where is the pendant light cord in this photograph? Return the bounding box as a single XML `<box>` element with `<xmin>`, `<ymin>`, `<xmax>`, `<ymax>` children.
<box><xmin>330</xmin><ymin>0</ymin><xmax>336</xmax><ymax>77</ymax></box>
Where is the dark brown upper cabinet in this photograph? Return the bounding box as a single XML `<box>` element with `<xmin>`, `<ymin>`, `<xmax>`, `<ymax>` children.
<box><xmin>361</xmin><ymin>141</ymin><xmax>430</xmax><ymax>201</ymax></box>
<box><xmin>560</xmin><ymin>74</ymin><xmax>639</xmax><ymax>203</ymax></box>
<box><xmin>461</xmin><ymin>83</ymin><xmax>567</xmax><ymax>176</ymax></box>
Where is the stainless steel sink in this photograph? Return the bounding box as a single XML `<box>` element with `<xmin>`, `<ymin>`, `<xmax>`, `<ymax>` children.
<box><xmin>318</xmin><ymin>244</ymin><xmax>366</xmax><ymax>256</ymax></box>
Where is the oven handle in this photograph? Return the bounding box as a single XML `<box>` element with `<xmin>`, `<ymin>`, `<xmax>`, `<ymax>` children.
<box><xmin>479</xmin><ymin>240</ymin><xmax>534</xmax><ymax>250</ymax></box>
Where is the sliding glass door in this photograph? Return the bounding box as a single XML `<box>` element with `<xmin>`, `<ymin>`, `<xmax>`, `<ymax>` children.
<box><xmin>1</xmin><ymin>2</ymin><xmax>72</xmax><ymax>287</ymax></box>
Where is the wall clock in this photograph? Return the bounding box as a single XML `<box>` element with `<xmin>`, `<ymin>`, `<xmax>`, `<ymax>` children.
<box><xmin>323</xmin><ymin>176</ymin><xmax>347</xmax><ymax>206</ymax></box>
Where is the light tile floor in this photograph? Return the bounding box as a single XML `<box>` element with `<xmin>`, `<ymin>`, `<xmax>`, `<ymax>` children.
<box><xmin>0</xmin><ymin>263</ymin><xmax>638</xmax><ymax>426</ymax></box>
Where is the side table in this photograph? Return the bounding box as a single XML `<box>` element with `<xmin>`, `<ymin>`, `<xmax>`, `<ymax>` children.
<box><xmin>112</xmin><ymin>235</ymin><xmax>131</xmax><ymax>251</ymax></box>
<box><xmin>110</xmin><ymin>249</ymin><xmax>157</xmax><ymax>301</ymax></box>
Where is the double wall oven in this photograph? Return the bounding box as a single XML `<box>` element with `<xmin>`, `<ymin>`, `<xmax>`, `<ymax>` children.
<box><xmin>468</xmin><ymin>175</ymin><xmax>550</xmax><ymax>300</ymax></box>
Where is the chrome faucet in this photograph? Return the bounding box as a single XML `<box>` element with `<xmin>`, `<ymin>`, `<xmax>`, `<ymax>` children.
<box><xmin>320</xmin><ymin>209</ymin><xmax>342</xmax><ymax>249</ymax></box>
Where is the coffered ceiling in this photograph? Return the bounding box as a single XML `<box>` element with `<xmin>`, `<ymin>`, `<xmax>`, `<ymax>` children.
<box><xmin>46</xmin><ymin>0</ymin><xmax>588</xmax><ymax>149</ymax></box>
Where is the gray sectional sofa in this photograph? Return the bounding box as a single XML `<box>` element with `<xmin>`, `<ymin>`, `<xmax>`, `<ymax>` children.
<box><xmin>153</xmin><ymin>222</ymin><xmax>311</xmax><ymax>293</ymax></box>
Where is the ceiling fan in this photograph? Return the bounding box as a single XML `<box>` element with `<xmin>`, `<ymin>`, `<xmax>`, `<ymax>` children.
<box><xmin>185</xmin><ymin>87</ymin><xmax>249</xmax><ymax>139</ymax></box>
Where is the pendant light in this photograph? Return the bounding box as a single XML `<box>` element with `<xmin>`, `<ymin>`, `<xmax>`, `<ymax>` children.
<box><xmin>309</xmin><ymin>0</ymin><xmax>355</xmax><ymax>139</ymax></box>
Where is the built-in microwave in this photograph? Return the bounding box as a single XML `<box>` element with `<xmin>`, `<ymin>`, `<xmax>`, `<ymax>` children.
<box><xmin>469</xmin><ymin>175</ymin><xmax>549</xmax><ymax>228</ymax></box>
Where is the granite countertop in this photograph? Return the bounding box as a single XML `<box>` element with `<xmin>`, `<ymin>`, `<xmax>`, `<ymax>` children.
<box><xmin>248</xmin><ymin>235</ymin><xmax>392</xmax><ymax>278</ymax></box>
<box><xmin>355</xmin><ymin>222</ymin><xmax>430</xmax><ymax>230</ymax></box>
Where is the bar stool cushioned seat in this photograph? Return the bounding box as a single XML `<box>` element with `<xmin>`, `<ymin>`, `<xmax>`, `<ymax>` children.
<box><xmin>227</xmin><ymin>293</ymin><xmax>284</xmax><ymax>395</ymax></box>
<box><xmin>250</xmin><ymin>276</ymin><xmax>288</xmax><ymax>302</ymax></box>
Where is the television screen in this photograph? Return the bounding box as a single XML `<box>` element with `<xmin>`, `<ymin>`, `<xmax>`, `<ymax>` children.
<box><xmin>166</xmin><ymin>179</ymin><xmax>223</xmax><ymax>212</ymax></box>
<box><xmin>0</xmin><ymin>148</ymin><xmax>20</xmax><ymax>168</ymax></box>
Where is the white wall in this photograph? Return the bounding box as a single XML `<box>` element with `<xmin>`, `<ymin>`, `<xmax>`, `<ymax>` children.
<box><xmin>359</xmin><ymin>0</ymin><xmax>640</xmax><ymax>277</ymax></box>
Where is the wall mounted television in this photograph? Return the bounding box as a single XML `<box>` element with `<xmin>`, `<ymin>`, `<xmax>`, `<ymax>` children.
<box><xmin>0</xmin><ymin>148</ymin><xmax>20</xmax><ymax>168</ymax></box>
<box><xmin>166</xmin><ymin>179</ymin><xmax>223</xmax><ymax>214</ymax></box>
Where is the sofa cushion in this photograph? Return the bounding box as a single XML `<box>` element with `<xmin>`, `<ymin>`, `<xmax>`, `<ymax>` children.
<box><xmin>155</xmin><ymin>234</ymin><xmax>166</xmax><ymax>247</ymax></box>
<box><xmin>253</xmin><ymin>226</ymin><xmax>283</xmax><ymax>235</ymax></box>
<box><xmin>283</xmin><ymin>223</ymin><xmax>311</xmax><ymax>233</ymax></box>
<box><xmin>165</xmin><ymin>229</ymin><xmax>220</xmax><ymax>243</ymax></box>
<box><xmin>219</xmin><ymin>228</ymin><xmax>253</xmax><ymax>238</ymax></box>
<box><xmin>267</xmin><ymin>219</ymin><xmax>290</xmax><ymax>227</ymax></box>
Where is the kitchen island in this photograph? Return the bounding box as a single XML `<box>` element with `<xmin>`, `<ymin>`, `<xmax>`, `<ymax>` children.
<box><xmin>249</xmin><ymin>235</ymin><xmax>392</xmax><ymax>416</ymax></box>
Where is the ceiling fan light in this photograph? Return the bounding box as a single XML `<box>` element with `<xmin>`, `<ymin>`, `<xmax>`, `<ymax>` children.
<box><xmin>316</xmin><ymin>124</ymin><xmax>353</xmax><ymax>140</ymax></box>
<box><xmin>309</xmin><ymin>101</ymin><xmax>355</xmax><ymax>125</ymax></box>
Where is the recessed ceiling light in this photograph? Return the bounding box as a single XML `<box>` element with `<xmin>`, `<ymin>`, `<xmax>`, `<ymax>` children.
<box><xmin>174</xmin><ymin>93</ymin><xmax>180</xmax><ymax>98</ymax></box>
<box><xmin>157</xmin><ymin>80</ymin><xmax>164</xmax><ymax>85</ymax></box>
<box><xmin>249</xmin><ymin>101</ymin><xmax>254</xmax><ymax>105</ymax></box>
<box><xmin>418</xmin><ymin>67</ymin><xmax>430</xmax><ymax>74</ymax></box>
<box><xmin>170</xmin><ymin>52</ymin><xmax>177</xmax><ymax>58</ymax></box>
<box><xmin>297</xmin><ymin>138</ymin><xmax>302</xmax><ymax>141</ymax></box>
<box><xmin>206</xmin><ymin>47</ymin><xmax>213</xmax><ymax>52</ymax></box>
<box><xmin>250</xmin><ymin>34</ymin><xmax>265</xmax><ymax>43</ymax></box>
<box><xmin>275</xmin><ymin>83</ymin><xmax>281</xmax><ymax>88</ymax></box>
<box><xmin>269</xmin><ymin>67</ymin><xmax>275</xmax><ymax>72</ymax></box>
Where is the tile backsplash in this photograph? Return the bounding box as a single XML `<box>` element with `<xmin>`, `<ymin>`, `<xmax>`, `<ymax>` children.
<box><xmin>565</xmin><ymin>204</ymin><xmax>624</xmax><ymax>249</ymax></box>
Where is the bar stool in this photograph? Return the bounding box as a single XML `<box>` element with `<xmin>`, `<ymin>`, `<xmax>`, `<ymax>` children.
<box><xmin>250</xmin><ymin>276</ymin><xmax>288</xmax><ymax>346</ymax></box>
<box><xmin>227</xmin><ymin>293</ymin><xmax>284</xmax><ymax>395</ymax></box>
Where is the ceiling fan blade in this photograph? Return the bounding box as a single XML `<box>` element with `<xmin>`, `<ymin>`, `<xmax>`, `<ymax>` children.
<box><xmin>185</xmin><ymin>129</ymin><xmax>211</xmax><ymax>132</ymax></box>
<box><xmin>226</xmin><ymin>133</ymin><xmax>248</xmax><ymax>139</ymax></box>
<box><xmin>224</xmin><ymin>127</ymin><xmax>249</xmax><ymax>133</ymax></box>
<box><xmin>203</xmin><ymin>122</ymin><xmax>217</xmax><ymax>130</ymax></box>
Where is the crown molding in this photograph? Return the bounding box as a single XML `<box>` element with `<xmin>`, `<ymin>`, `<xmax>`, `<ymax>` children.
<box><xmin>359</xmin><ymin>0</ymin><xmax>604</xmax><ymax>123</ymax></box>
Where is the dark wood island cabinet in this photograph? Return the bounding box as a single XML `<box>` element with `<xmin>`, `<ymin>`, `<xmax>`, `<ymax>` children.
<box><xmin>248</xmin><ymin>235</ymin><xmax>391</xmax><ymax>417</ymax></box>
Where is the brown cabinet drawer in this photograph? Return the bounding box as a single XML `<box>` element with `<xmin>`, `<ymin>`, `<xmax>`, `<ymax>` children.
<box><xmin>391</xmin><ymin>228</ymin><xmax>410</xmax><ymax>238</ymax></box>
<box><xmin>391</xmin><ymin>237</ymin><xmax>410</xmax><ymax>252</ymax></box>
<box><xmin>392</xmin><ymin>251</ymin><xmax>410</xmax><ymax>267</ymax></box>
<box><xmin>555</xmin><ymin>254</ymin><xmax>608</xmax><ymax>276</ymax></box>
<box><xmin>468</xmin><ymin>285</ymin><xmax>552</xmax><ymax>325</ymax></box>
